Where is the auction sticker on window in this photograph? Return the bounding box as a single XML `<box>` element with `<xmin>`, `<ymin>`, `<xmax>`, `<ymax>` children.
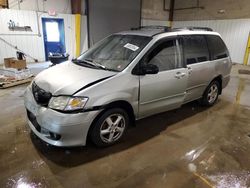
<box><xmin>124</xmin><ymin>43</ymin><xmax>139</xmax><ymax>51</ymax></box>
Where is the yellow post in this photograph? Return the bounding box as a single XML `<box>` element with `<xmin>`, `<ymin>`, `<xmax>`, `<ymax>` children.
<box><xmin>243</xmin><ymin>32</ymin><xmax>250</xmax><ymax>65</ymax></box>
<box><xmin>75</xmin><ymin>14</ymin><xmax>81</xmax><ymax>57</ymax></box>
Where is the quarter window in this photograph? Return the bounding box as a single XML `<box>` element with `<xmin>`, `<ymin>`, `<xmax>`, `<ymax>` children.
<box><xmin>182</xmin><ymin>35</ymin><xmax>209</xmax><ymax>65</ymax></box>
<box><xmin>206</xmin><ymin>35</ymin><xmax>229</xmax><ymax>60</ymax></box>
<box><xmin>147</xmin><ymin>39</ymin><xmax>182</xmax><ymax>72</ymax></box>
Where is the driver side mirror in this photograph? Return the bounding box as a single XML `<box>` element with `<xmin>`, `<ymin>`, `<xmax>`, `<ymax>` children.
<box><xmin>132</xmin><ymin>61</ymin><xmax>159</xmax><ymax>75</ymax></box>
<box><xmin>142</xmin><ymin>64</ymin><xmax>159</xmax><ymax>75</ymax></box>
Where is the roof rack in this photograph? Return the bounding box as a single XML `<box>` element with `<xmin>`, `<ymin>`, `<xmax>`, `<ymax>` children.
<box><xmin>131</xmin><ymin>25</ymin><xmax>171</xmax><ymax>32</ymax></box>
<box><xmin>173</xmin><ymin>27</ymin><xmax>213</xmax><ymax>31</ymax></box>
<box><xmin>129</xmin><ymin>26</ymin><xmax>213</xmax><ymax>36</ymax></box>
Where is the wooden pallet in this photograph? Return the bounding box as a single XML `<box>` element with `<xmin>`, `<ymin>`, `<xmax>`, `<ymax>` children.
<box><xmin>0</xmin><ymin>76</ymin><xmax>34</xmax><ymax>89</ymax></box>
<box><xmin>239</xmin><ymin>69</ymin><xmax>250</xmax><ymax>75</ymax></box>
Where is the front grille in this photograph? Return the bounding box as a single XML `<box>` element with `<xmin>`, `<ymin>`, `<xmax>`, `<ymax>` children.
<box><xmin>27</xmin><ymin>110</ymin><xmax>41</xmax><ymax>132</ymax></box>
<box><xmin>32</xmin><ymin>82</ymin><xmax>52</xmax><ymax>106</ymax></box>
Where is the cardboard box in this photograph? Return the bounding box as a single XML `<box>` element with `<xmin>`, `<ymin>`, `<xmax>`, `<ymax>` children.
<box><xmin>4</xmin><ymin>58</ymin><xmax>26</xmax><ymax>69</ymax></box>
<box><xmin>0</xmin><ymin>0</ymin><xmax>7</xmax><ymax>7</ymax></box>
<box><xmin>4</xmin><ymin>58</ymin><xmax>15</xmax><ymax>68</ymax></box>
<box><xmin>9</xmin><ymin>59</ymin><xmax>27</xmax><ymax>70</ymax></box>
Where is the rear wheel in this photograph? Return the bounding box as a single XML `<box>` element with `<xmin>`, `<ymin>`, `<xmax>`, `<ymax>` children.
<box><xmin>90</xmin><ymin>108</ymin><xmax>129</xmax><ymax>147</ymax></box>
<box><xmin>201</xmin><ymin>80</ymin><xmax>220</xmax><ymax>106</ymax></box>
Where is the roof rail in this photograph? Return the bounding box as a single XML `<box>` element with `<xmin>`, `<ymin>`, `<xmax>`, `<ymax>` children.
<box><xmin>131</xmin><ymin>25</ymin><xmax>171</xmax><ymax>32</ymax></box>
<box><xmin>174</xmin><ymin>27</ymin><xmax>213</xmax><ymax>31</ymax></box>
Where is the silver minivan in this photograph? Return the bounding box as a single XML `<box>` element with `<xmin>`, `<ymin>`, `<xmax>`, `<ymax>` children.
<box><xmin>24</xmin><ymin>27</ymin><xmax>232</xmax><ymax>147</ymax></box>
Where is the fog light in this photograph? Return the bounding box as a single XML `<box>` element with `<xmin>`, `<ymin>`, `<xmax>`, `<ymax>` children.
<box><xmin>40</xmin><ymin>127</ymin><xmax>50</xmax><ymax>135</ymax></box>
<box><xmin>49</xmin><ymin>132</ymin><xmax>61</xmax><ymax>140</ymax></box>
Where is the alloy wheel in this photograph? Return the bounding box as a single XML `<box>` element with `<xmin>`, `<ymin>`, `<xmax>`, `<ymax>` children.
<box><xmin>100</xmin><ymin>114</ymin><xmax>126</xmax><ymax>143</ymax></box>
<box><xmin>207</xmin><ymin>84</ymin><xmax>218</xmax><ymax>104</ymax></box>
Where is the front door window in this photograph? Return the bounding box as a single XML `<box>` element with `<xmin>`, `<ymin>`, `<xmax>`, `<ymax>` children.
<box><xmin>147</xmin><ymin>40</ymin><xmax>182</xmax><ymax>71</ymax></box>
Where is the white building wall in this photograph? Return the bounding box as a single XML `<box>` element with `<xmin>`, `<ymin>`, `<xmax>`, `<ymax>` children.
<box><xmin>8</xmin><ymin>0</ymin><xmax>71</xmax><ymax>14</ymax></box>
<box><xmin>142</xmin><ymin>18</ymin><xmax>250</xmax><ymax>65</ymax></box>
<box><xmin>80</xmin><ymin>15</ymin><xmax>88</xmax><ymax>53</ymax></box>
<box><xmin>0</xmin><ymin>9</ymin><xmax>78</xmax><ymax>64</ymax></box>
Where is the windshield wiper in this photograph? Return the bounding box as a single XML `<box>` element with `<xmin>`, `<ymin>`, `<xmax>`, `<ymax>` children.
<box><xmin>73</xmin><ymin>58</ymin><xmax>119</xmax><ymax>72</ymax></box>
<box><xmin>72</xmin><ymin>59</ymin><xmax>98</xmax><ymax>68</ymax></box>
<box><xmin>93</xmin><ymin>63</ymin><xmax>119</xmax><ymax>72</ymax></box>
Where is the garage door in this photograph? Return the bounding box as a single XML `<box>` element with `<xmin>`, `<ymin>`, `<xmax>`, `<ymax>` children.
<box><xmin>87</xmin><ymin>0</ymin><xmax>141</xmax><ymax>46</ymax></box>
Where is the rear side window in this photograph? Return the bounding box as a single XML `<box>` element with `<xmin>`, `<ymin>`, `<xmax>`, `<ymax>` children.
<box><xmin>182</xmin><ymin>35</ymin><xmax>209</xmax><ymax>65</ymax></box>
<box><xmin>206</xmin><ymin>35</ymin><xmax>229</xmax><ymax>60</ymax></box>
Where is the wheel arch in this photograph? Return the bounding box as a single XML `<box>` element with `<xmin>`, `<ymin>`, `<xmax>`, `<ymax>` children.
<box><xmin>211</xmin><ymin>75</ymin><xmax>222</xmax><ymax>95</ymax></box>
<box><xmin>87</xmin><ymin>100</ymin><xmax>136</xmax><ymax>141</ymax></box>
<box><xmin>103</xmin><ymin>100</ymin><xmax>136</xmax><ymax>125</ymax></box>
<box><xmin>204</xmin><ymin>75</ymin><xmax>222</xmax><ymax>96</ymax></box>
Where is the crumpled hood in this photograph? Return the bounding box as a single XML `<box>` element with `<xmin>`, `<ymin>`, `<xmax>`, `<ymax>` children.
<box><xmin>34</xmin><ymin>61</ymin><xmax>116</xmax><ymax>95</ymax></box>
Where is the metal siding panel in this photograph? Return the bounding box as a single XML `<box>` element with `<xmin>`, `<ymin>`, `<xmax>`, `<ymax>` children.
<box><xmin>0</xmin><ymin>9</ymin><xmax>76</xmax><ymax>64</ymax></box>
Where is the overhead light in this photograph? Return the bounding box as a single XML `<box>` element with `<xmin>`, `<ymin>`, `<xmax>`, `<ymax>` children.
<box><xmin>217</xmin><ymin>9</ymin><xmax>226</xmax><ymax>14</ymax></box>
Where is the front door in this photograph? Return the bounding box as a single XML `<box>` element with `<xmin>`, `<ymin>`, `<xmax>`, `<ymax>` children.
<box><xmin>42</xmin><ymin>18</ymin><xmax>66</xmax><ymax>61</ymax></box>
<box><xmin>139</xmin><ymin>38</ymin><xmax>188</xmax><ymax>118</ymax></box>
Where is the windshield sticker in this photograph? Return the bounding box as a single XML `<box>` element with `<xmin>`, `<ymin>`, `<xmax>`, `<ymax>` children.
<box><xmin>124</xmin><ymin>43</ymin><xmax>139</xmax><ymax>51</ymax></box>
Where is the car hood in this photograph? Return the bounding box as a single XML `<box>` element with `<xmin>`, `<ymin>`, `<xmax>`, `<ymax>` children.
<box><xmin>34</xmin><ymin>61</ymin><xmax>116</xmax><ymax>95</ymax></box>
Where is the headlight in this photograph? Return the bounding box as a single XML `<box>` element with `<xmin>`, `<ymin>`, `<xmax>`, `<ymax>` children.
<box><xmin>48</xmin><ymin>96</ymin><xmax>88</xmax><ymax>111</ymax></box>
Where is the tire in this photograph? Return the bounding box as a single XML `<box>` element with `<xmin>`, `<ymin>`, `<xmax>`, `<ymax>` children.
<box><xmin>200</xmin><ymin>80</ymin><xmax>220</xmax><ymax>106</ymax></box>
<box><xmin>90</xmin><ymin>108</ymin><xmax>129</xmax><ymax>147</ymax></box>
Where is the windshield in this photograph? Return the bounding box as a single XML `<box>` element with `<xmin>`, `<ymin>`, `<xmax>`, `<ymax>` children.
<box><xmin>76</xmin><ymin>34</ymin><xmax>151</xmax><ymax>72</ymax></box>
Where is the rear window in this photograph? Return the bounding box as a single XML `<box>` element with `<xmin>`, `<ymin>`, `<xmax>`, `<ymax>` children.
<box><xmin>206</xmin><ymin>35</ymin><xmax>229</xmax><ymax>60</ymax></box>
<box><xmin>182</xmin><ymin>35</ymin><xmax>209</xmax><ymax>65</ymax></box>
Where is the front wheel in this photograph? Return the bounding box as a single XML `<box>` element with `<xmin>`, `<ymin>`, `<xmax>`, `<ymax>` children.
<box><xmin>90</xmin><ymin>108</ymin><xmax>129</xmax><ymax>147</ymax></box>
<box><xmin>200</xmin><ymin>81</ymin><xmax>220</xmax><ymax>106</ymax></box>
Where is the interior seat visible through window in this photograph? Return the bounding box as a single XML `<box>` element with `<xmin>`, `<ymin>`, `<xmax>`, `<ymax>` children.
<box><xmin>205</xmin><ymin>35</ymin><xmax>229</xmax><ymax>60</ymax></box>
<box><xmin>182</xmin><ymin>35</ymin><xmax>209</xmax><ymax>65</ymax></box>
<box><xmin>147</xmin><ymin>39</ymin><xmax>182</xmax><ymax>71</ymax></box>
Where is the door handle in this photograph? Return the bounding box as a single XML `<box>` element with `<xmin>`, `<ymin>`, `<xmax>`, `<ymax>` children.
<box><xmin>175</xmin><ymin>72</ymin><xmax>186</xmax><ymax>79</ymax></box>
<box><xmin>188</xmin><ymin>67</ymin><xmax>192</xmax><ymax>74</ymax></box>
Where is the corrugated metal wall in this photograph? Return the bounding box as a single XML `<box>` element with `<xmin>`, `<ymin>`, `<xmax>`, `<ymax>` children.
<box><xmin>0</xmin><ymin>9</ymin><xmax>77</xmax><ymax>64</ymax></box>
<box><xmin>142</xmin><ymin>18</ymin><xmax>250</xmax><ymax>64</ymax></box>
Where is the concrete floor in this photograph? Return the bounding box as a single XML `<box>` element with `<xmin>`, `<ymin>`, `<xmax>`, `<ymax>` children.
<box><xmin>0</xmin><ymin>64</ymin><xmax>250</xmax><ymax>188</ymax></box>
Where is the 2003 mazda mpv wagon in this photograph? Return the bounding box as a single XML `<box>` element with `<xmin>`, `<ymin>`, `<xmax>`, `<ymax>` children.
<box><xmin>24</xmin><ymin>26</ymin><xmax>232</xmax><ymax>147</ymax></box>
